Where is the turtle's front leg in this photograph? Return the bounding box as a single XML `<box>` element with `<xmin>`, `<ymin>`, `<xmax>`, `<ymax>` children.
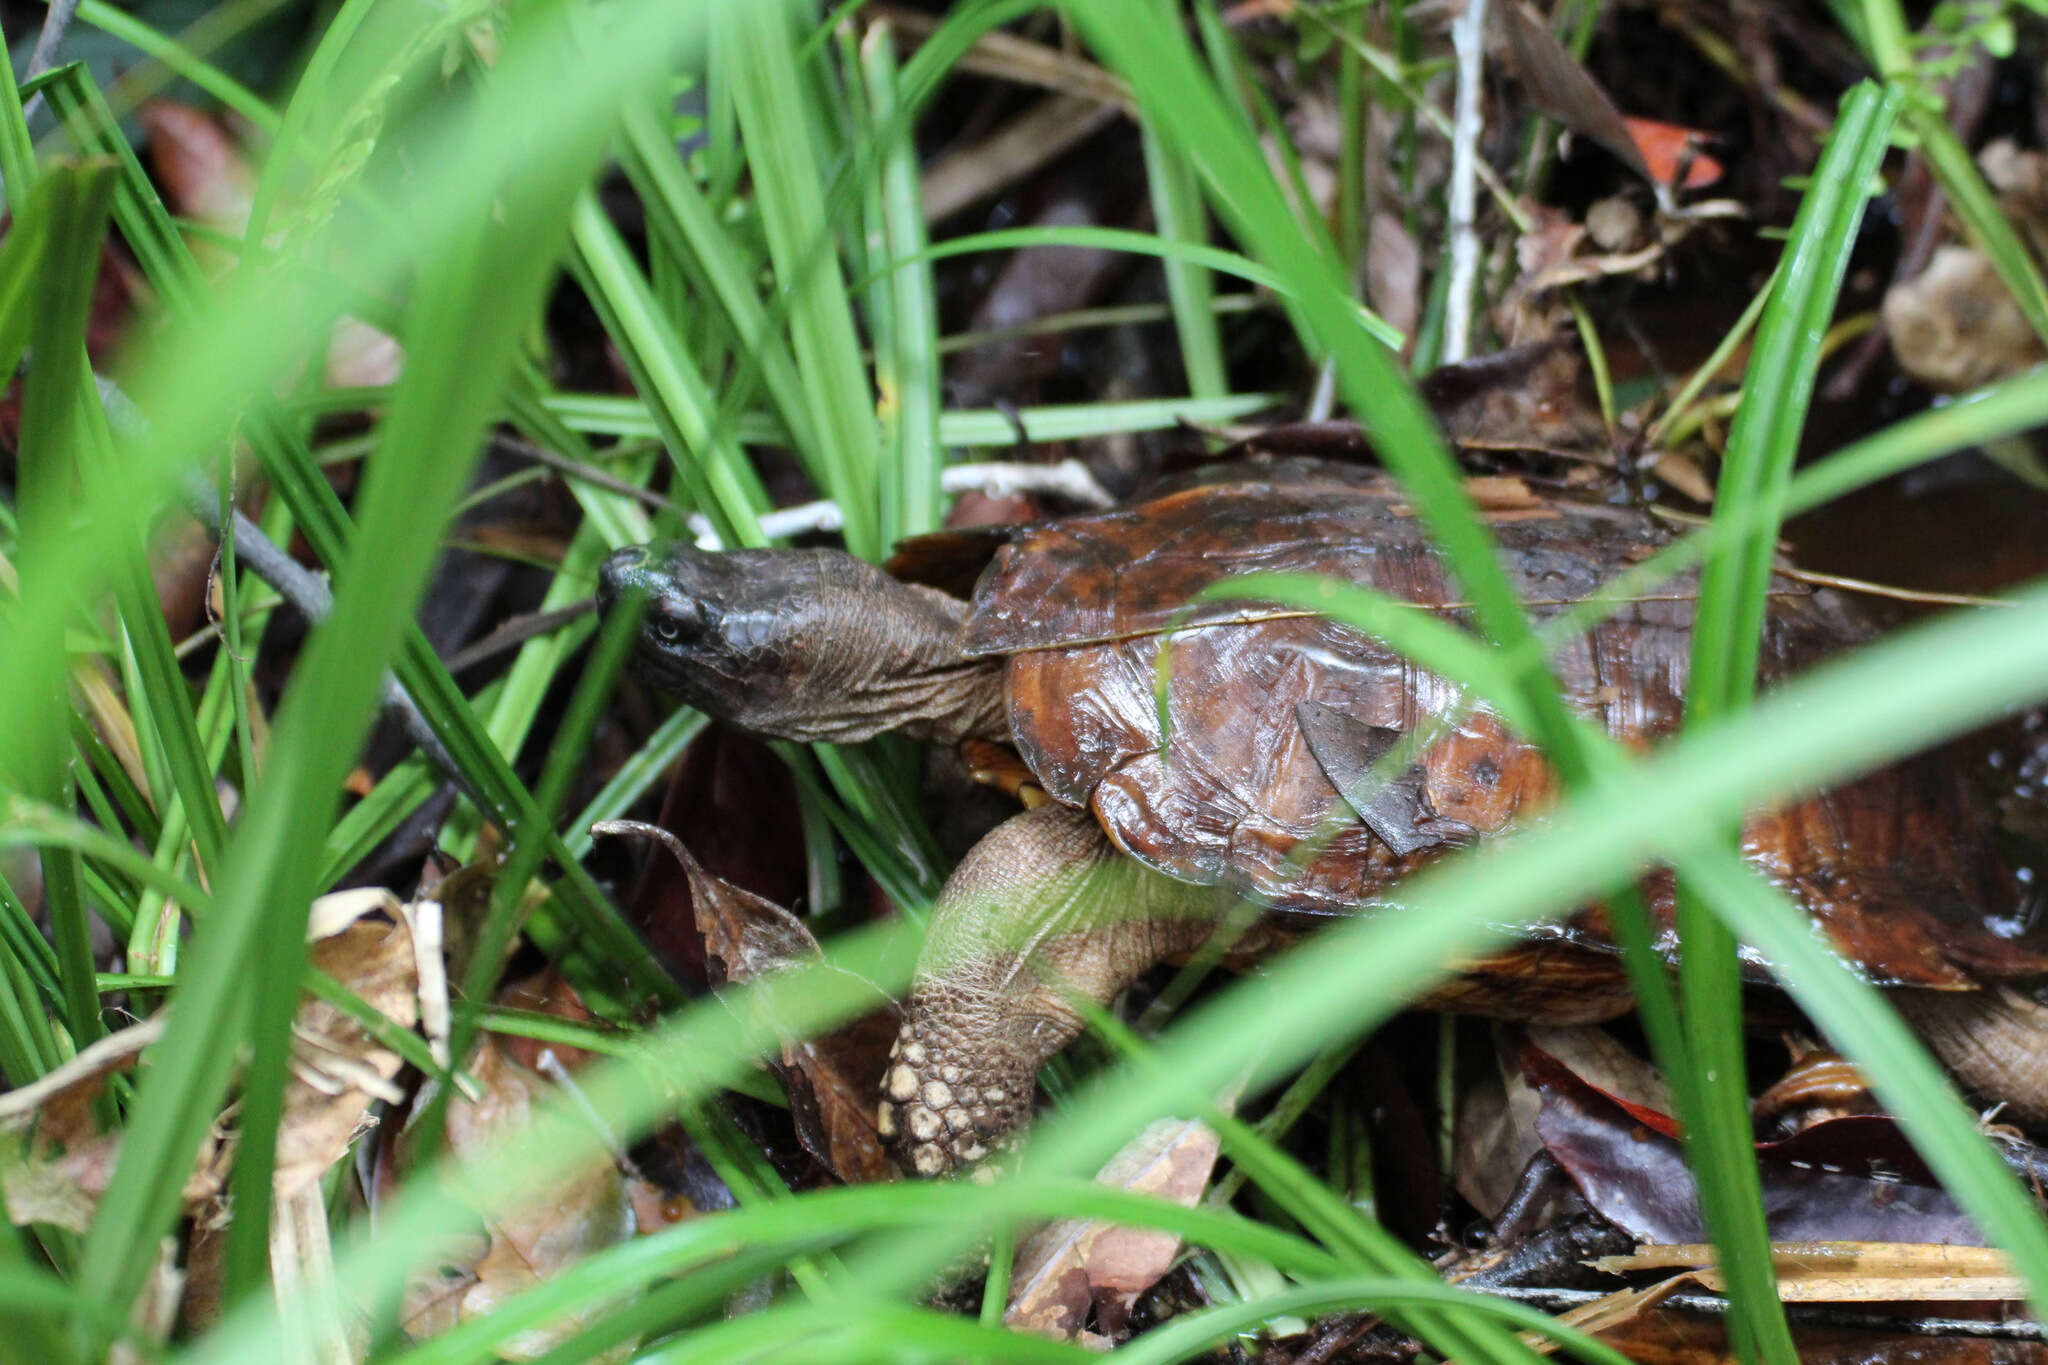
<box><xmin>881</xmin><ymin>805</ymin><xmax>1219</xmax><ymax>1177</ymax></box>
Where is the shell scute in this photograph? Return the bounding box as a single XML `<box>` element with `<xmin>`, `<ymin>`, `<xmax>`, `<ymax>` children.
<box><xmin>966</xmin><ymin>461</ymin><xmax>2046</xmax><ymax>988</ymax></box>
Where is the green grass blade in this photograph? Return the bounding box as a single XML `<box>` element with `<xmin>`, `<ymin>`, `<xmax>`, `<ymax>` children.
<box><xmin>13</xmin><ymin>165</ymin><xmax>120</xmax><ymax>1057</ymax></box>
<box><xmin>861</xmin><ymin>24</ymin><xmax>944</xmax><ymax>545</ymax></box>
<box><xmin>1138</xmin><ymin>5</ymin><xmax>1229</xmax><ymax>404</ymax></box>
<box><xmin>718</xmin><ymin>0</ymin><xmax>881</xmax><ymax>559</ymax></box>
<box><xmin>561</xmin><ymin>707</ymin><xmax>707</xmax><ymax>861</ymax></box>
<box><xmin>616</xmin><ymin>100</ymin><xmax>825</xmax><ymax>469</ymax></box>
<box><xmin>35</xmin><ymin>64</ymin><xmax>206</xmax><ymax>312</ymax></box>
<box><xmin>1120</xmin><ymin>1278</ymin><xmax>1632</xmax><ymax>1365</ymax></box>
<box><xmin>892</xmin><ymin>224</ymin><xmax>1398</xmax><ymax>346</ymax></box>
<box><xmin>0</xmin><ymin>29</ymin><xmax>37</xmax><ymax>204</ymax></box>
<box><xmin>567</xmin><ymin>193</ymin><xmax>769</xmax><ymax>548</ymax></box>
<box><xmin>1056</xmin><ymin>15</ymin><xmax>1694</xmax><ymax>1332</ymax></box>
<box><xmin>70</xmin><ymin>0</ymin><xmax>282</xmax><ymax>133</ymax></box>
<box><xmin>83</xmin><ymin>408</ymin><xmax>232</xmax><ymax>885</ymax></box>
<box><xmin>67</xmin><ymin>2</ymin><xmax>711</xmax><ymax>1335</ymax></box>
<box><xmin>1673</xmin><ymin>81</ymin><xmax>1897</xmax><ymax>1365</ymax></box>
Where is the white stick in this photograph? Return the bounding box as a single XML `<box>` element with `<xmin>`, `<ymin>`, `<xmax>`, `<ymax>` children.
<box><xmin>1444</xmin><ymin>0</ymin><xmax>1489</xmax><ymax>364</ymax></box>
<box><xmin>689</xmin><ymin>459</ymin><xmax>1117</xmax><ymax>549</ymax></box>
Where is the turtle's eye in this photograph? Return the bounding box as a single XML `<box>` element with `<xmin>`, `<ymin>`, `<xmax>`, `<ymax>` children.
<box><xmin>647</xmin><ymin>600</ymin><xmax>710</xmax><ymax>646</ymax></box>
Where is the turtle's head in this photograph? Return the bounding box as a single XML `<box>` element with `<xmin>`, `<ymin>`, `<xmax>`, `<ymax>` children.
<box><xmin>598</xmin><ymin>543</ymin><xmax>1000</xmax><ymax>745</ymax></box>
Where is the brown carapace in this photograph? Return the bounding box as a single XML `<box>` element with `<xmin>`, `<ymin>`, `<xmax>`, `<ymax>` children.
<box><xmin>601</xmin><ymin>455</ymin><xmax>2048</xmax><ymax>1178</ymax></box>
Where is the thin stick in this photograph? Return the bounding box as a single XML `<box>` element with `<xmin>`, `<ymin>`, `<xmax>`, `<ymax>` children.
<box><xmin>686</xmin><ymin>459</ymin><xmax>1116</xmax><ymax>548</ymax></box>
<box><xmin>1442</xmin><ymin>0</ymin><xmax>1489</xmax><ymax>364</ymax></box>
<box><xmin>21</xmin><ymin>0</ymin><xmax>84</xmax><ymax>124</ymax></box>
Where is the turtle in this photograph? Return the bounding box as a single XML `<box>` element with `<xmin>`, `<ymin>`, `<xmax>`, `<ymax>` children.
<box><xmin>597</xmin><ymin>455</ymin><xmax>2048</xmax><ymax>1177</ymax></box>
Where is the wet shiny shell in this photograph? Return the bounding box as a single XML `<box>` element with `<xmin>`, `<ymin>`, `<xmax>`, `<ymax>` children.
<box><xmin>960</xmin><ymin>460</ymin><xmax>2045</xmax><ymax>990</ymax></box>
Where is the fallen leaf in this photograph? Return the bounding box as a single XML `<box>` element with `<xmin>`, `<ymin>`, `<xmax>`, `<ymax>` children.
<box><xmin>1592</xmin><ymin>1240</ymin><xmax>2025</xmax><ymax>1302</ymax></box>
<box><xmin>0</xmin><ymin>1017</ymin><xmax>173</xmax><ymax>1232</ymax></box>
<box><xmin>1518</xmin><ymin>1035</ymin><xmax>1985</xmax><ymax>1246</ymax></box>
<box><xmin>1493</xmin><ymin>2</ymin><xmax>1652</xmax><ymax>187</ymax></box>
<box><xmin>325</xmin><ymin>315</ymin><xmax>405</xmax><ymax>390</ymax></box>
<box><xmin>140</xmin><ymin>101</ymin><xmax>255</xmax><ymax>235</ymax></box>
<box><xmin>1620</xmin><ymin>115</ymin><xmax>1724</xmax><ymax>190</ymax></box>
<box><xmin>1596</xmin><ymin>1311</ymin><xmax>2048</xmax><ymax>1364</ymax></box>
<box><xmin>1006</xmin><ymin>1115</ymin><xmax>1223</xmax><ymax>1342</ymax></box>
<box><xmin>1367</xmin><ymin>210</ymin><xmax>1422</xmax><ymax>343</ymax></box>
<box><xmin>1421</xmin><ymin>340</ymin><xmax>1608</xmax><ymax>455</ymax></box>
<box><xmin>599</xmin><ymin>820</ymin><xmax>901</xmax><ymax>1184</ymax></box>
<box><xmin>1883</xmin><ymin>244</ymin><xmax>2045</xmax><ymax>392</ymax></box>
<box><xmin>276</xmin><ymin>889</ymin><xmax>420</xmax><ymax>1202</ymax></box>
<box><xmin>496</xmin><ymin>967</ymin><xmax>603</xmax><ymax>1073</ymax></box>
<box><xmin>399</xmin><ymin>1037</ymin><xmax>636</xmax><ymax>1361</ymax></box>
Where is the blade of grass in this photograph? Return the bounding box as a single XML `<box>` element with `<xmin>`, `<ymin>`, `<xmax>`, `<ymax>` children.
<box><xmin>67</xmin><ymin>0</ymin><xmax>282</xmax><ymax>133</ymax></box>
<box><xmin>861</xmin><ymin>23</ymin><xmax>944</xmax><ymax>545</ymax></box>
<box><xmin>1056</xmin><ymin>18</ymin><xmax>1697</xmax><ymax>1348</ymax></box>
<box><xmin>719</xmin><ymin>0</ymin><xmax>881</xmax><ymax>559</ymax></box>
<box><xmin>68</xmin><ymin>5</ymin><xmax>711</xmax><ymax>1335</ymax></box>
<box><xmin>615</xmin><ymin>99</ymin><xmax>825</xmax><ymax>471</ymax></box>
<box><xmin>1674</xmin><ymin>81</ymin><xmax>1897</xmax><ymax>1365</ymax></box>
<box><xmin>35</xmin><ymin>64</ymin><xmax>205</xmax><ymax>313</ymax></box>
<box><xmin>561</xmin><ymin>707</ymin><xmax>707</xmax><ymax>861</ymax></box>
<box><xmin>1119</xmin><ymin>1278</ymin><xmax>1635</xmax><ymax>1365</ymax></box>
<box><xmin>13</xmin><ymin>165</ymin><xmax>120</xmax><ymax>1057</ymax></box>
<box><xmin>567</xmin><ymin>193</ymin><xmax>769</xmax><ymax>548</ymax></box>
<box><xmin>0</xmin><ymin>32</ymin><xmax>37</xmax><ymax>207</ymax></box>
<box><xmin>1857</xmin><ymin>0</ymin><xmax>2048</xmax><ymax>346</ymax></box>
<box><xmin>1140</xmin><ymin>2</ymin><xmax>1228</xmax><ymax>403</ymax></box>
<box><xmin>81</xmin><ymin>398</ymin><xmax>232</xmax><ymax>887</ymax></box>
<box><xmin>889</xmin><ymin>223</ymin><xmax>1400</xmax><ymax>346</ymax></box>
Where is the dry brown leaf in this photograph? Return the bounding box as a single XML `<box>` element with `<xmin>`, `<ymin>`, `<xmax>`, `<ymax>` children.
<box><xmin>1649</xmin><ymin>451</ymin><xmax>1715</xmax><ymax>504</ymax></box>
<box><xmin>276</xmin><ymin>889</ymin><xmax>421</xmax><ymax>1202</ymax></box>
<box><xmin>921</xmin><ymin>94</ymin><xmax>1119</xmax><ymax>225</ymax></box>
<box><xmin>1883</xmin><ymin>244</ymin><xmax>2045</xmax><ymax>392</ymax></box>
<box><xmin>1524</xmin><ymin>1024</ymin><xmax>1672</xmax><ymax>1115</ymax></box>
<box><xmin>1005</xmin><ymin>1116</ymin><xmax>1223</xmax><ymax>1342</ymax></box>
<box><xmin>1368</xmin><ymin>210</ymin><xmax>1422</xmax><ymax>345</ymax></box>
<box><xmin>0</xmin><ymin>1017</ymin><xmax>173</xmax><ymax>1232</ymax></box>
<box><xmin>1453</xmin><ymin>1043</ymin><xmax>1545</xmax><ymax>1221</ymax></box>
<box><xmin>139</xmin><ymin>101</ymin><xmax>255</xmax><ymax>235</ymax></box>
<box><xmin>1493</xmin><ymin>1</ymin><xmax>1653</xmax><ymax>187</ymax></box>
<box><xmin>399</xmin><ymin>1038</ymin><xmax>636</xmax><ymax>1361</ymax></box>
<box><xmin>1551</xmin><ymin>1273</ymin><xmax>1692</xmax><ymax>1344</ymax></box>
<box><xmin>1423</xmin><ymin>341</ymin><xmax>1608</xmax><ymax>457</ymax></box>
<box><xmin>1593</xmin><ymin>1241</ymin><xmax>2027</xmax><ymax>1302</ymax></box>
<box><xmin>685</xmin><ymin>845</ymin><xmax>900</xmax><ymax>1183</ymax></box>
<box><xmin>496</xmin><ymin>967</ymin><xmax>603</xmax><ymax>1073</ymax></box>
<box><xmin>601</xmin><ymin>820</ymin><xmax>901</xmax><ymax>1184</ymax></box>
<box><xmin>325</xmin><ymin>315</ymin><xmax>406</xmax><ymax>390</ymax></box>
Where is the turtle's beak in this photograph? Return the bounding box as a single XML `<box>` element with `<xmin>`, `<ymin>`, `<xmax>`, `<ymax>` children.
<box><xmin>597</xmin><ymin>544</ymin><xmax>655</xmax><ymax>614</ymax></box>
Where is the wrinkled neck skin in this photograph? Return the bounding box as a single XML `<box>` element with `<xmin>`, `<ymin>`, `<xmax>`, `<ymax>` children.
<box><xmin>610</xmin><ymin>545</ymin><xmax>1010</xmax><ymax>748</ymax></box>
<box><xmin>772</xmin><ymin>579</ymin><xmax>1008</xmax><ymax>747</ymax></box>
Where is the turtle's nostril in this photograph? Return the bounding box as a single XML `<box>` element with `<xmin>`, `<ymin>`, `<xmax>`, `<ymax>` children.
<box><xmin>597</xmin><ymin>545</ymin><xmax>650</xmax><ymax>609</ymax></box>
